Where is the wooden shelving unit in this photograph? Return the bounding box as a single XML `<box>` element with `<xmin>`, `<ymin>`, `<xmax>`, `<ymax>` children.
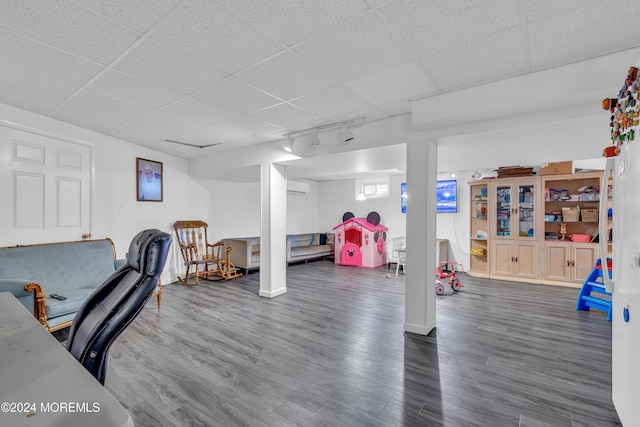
<box><xmin>469</xmin><ymin>181</ymin><xmax>489</xmax><ymax>277</ymax></box>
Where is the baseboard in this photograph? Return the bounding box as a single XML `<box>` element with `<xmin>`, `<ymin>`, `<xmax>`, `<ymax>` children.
<box><xmin>259</xmin><ymin>287</ymin><xmax>287</xmax><ymax>298</ymax></box>
<box><xmin>404</xmin><ymin>319</ymin><xmax>436</xmax><ymax>336</ymax></box>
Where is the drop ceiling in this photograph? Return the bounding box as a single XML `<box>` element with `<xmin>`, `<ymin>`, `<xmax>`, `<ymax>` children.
<box><xmin>1</xmin><ymin>0</ymin><xmax>640</xmax><ymax>159</ymax></box>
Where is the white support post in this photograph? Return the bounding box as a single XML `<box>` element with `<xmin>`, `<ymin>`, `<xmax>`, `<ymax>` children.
<box><xmin>259</xmin><ymin>162</ymin><xmax>288</xmax><ymax>298</ymax></box>
<box><xmin>404</xmin><ymin>140</ymin><xmax>437</xmax><ymax>335</ymax></box>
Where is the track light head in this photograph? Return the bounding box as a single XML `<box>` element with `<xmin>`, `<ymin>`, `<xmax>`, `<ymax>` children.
<box><xmin>284</xmin><ymin>135</ymin><xmax>295</xmax><ymax>152</ymax></box>
<box><xmin>342</xmin><ymin>124</ymin><xmax>354</xmax><ymax>143</ymax></box>
<box><xmin>310</xmin><ymin>129</ymin><xmax>320</xmax><ymax>147</ymax></box>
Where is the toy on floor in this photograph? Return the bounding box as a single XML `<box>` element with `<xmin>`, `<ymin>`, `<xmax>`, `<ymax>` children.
<box><xmin>435</xmin><ymin>261</ymin><xmax>464</xmax><ymax>295</ymax></box>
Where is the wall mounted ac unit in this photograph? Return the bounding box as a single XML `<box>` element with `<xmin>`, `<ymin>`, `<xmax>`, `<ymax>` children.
<box><xmin>287</xmin><ymin>180</ymin><xmax>310</xmax><ymax>194</ymax></box>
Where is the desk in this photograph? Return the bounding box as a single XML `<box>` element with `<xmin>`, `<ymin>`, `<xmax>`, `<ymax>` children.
<box><xmin>0</xmin><ymin>292</ymin><xmax>134</xmax><ymax>427</ymax></box>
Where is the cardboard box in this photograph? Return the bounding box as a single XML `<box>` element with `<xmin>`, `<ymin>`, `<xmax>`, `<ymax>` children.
<box><xmin>540</xmin><ymin>161</ymin><xmax>573</xmax><ymax>176</ymax></box>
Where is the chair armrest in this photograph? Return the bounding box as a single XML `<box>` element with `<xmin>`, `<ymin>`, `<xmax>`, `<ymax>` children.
<box><xmin>114</xmin><ymin>258</ymin><xmax>127</xmax><ymax>270</ymax></box>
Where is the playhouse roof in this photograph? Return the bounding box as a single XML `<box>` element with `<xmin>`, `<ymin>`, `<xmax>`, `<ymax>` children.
<box><xmin>333</xmin><ymin>217</ymin><xmax>388</xmax><ymax>232</ymax></box>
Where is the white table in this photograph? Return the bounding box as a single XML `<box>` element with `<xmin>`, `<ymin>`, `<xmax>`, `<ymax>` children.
<box><xmin>0</xmin><ymin>292</ymin><xmax>134</xmax><ymax>427</ymax></box>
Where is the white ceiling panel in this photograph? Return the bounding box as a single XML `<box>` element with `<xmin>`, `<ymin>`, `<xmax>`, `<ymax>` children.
<box><xmin>236</xmin><ymin>51</ymin><xmax>337</xmax><ymax>101</ymax></box>
<box><xmin>0</xmin><ymin>68</ymin><xmax>78</xmax><ymax>115</ymax></box>
<box><xmin>149</xmin><ymin>0</ymin><xmax>284</xmax><ymax>74</ymax></box>
<box><xmin>158</xmin><ymin>97</ymin><xmax>238</xmax><ymax>129</ymax></box>
<box><xmin>114</xmin><ymin>39</ymin><xmax>227</xmax><ymax>94</ymax></box>
<box><xmin>76</xmin><ymin>0</ymin><xmax>183</xmax><ymax>33</ymax></box>
<box><xmin>194</xmin><ymin>77</ymin><xmax>283</xmax><ymax>115</ymax></box>
<box><xmin>250</xmin><ymin>103</ymin><xmax>323</xmax><ymax>130</ymax></box>
<box><xmin>294</xmin><ymin>10</ymin><xmax>410</xmax><ymax>82</ymax></box>
<box><xmin>326</xmin><ymin>106</ymin><xmax>390</xmax><ymax>125</ymax></box>
<box><xmin>87</xmin><ymin>69</ymin><xmax>184</xmax><ymax>109</ymax></box>
<box><xmin>0</xmin><ymin>0</ymin><xmax>138</xmax><ymax>65</ymax></box>
<box><xmin>525</xmin><ymin>0</ymin><xmax>600</xmax><ymax>22</ymax></box>
<box><xmin>380</xmin><ymin>0</ymin><xmax>520</xmax><ymax>58</ymax></box>
<box><xmin>378</xmin><ymin>100</ymin><xmax>412</xmax><ymax>116</ymax></box>
<box><xmin>0</xmin><ymin>29</ymin><xmax>104</xmax><ymax>87</ymax></box>
<box><xmin>108</xmin><ymin>111</ymin><xmax>183</xmax><ymax>144</ymax></box>
<box><xmin>220</xmin><ymin>0</ymin><xmax>370</xmax><ymax>47</ymax></box>
<box><xmin>51</xmin><ymin>91</ymin><xmax>150</xmax><ymax>132</ymax></box>
<box><xmin>345</xmin><ymin>61</ymin><xmax>437</xmax><ymax>105</ymax></box>
<box><xmin>419</xmin><ymin>27</ymin><xmax>526</xmax><ymax>91</ymax></box>
<box><xmin>528</xmin><ymin>3</ymin><xmax>640</xmax><ymax>71</ymax></box>
<box><xmin>177</xmin><ymin>116</ymin><xmax>282</xmax><ymax>145</ymax></box>
<box><xmin>292</xmin><ymin>84</ymin><xmax>374</xmax><ymax>118</ymax></box>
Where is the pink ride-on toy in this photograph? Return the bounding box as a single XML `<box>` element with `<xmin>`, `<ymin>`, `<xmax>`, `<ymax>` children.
<box><xmin>435</xmin><ymin>261</ymin><xmax>464</xmax><ymax>295</ymax></box>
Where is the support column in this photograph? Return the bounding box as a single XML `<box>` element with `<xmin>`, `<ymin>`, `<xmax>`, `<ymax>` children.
<box><xmin>404</xmin><ymin>140</ymin><xmax>437</xmax><ymax>335</ymax></box>
<box><xmin>259</xmin><ymin>162</ymin><xmax>288</xmax><ymax>298</ymax></box>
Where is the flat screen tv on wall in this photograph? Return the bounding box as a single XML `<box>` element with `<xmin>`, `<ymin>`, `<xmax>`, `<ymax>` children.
<box><xmin>436</xmin><ymin>179</ymin><xmax>457</xmax><ymax>213</ymax></box>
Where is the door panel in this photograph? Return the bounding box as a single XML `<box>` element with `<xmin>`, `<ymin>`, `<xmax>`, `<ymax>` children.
<box><xmin>545</xmin><ymin>244</ymin><xmax>571</xmax><ymax>282</ymax></box>
<box><xmin>492</xmin><ymin>241</ymin><xmax>514</xmax><ymax>276</ymax></box>
<box><xmin>0</xmin><ymin>127</ymin><xmax>91</xmax><ymax>245</ymax></box>
<box><xmin>515</xmin><ymin>242</ymin><xmax>538</xmax><ymax>278</ymax></box>
<box><xmin>573</xmin><ymin>244</ymin><xmax>598</xmax><ymax>283</ymax></box>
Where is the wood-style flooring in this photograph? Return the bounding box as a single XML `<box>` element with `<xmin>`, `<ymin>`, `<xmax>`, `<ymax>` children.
<box><xmin>55</xmin><ymin>261</ymin><xmax>621</xmax><ymax>426</ymax></box>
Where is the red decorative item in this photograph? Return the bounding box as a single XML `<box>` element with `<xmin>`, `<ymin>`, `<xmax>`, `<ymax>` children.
<box><xmin>603</xmin><ymin>146</ymin><xmax>620</xmax><ymax>157</ymax></box>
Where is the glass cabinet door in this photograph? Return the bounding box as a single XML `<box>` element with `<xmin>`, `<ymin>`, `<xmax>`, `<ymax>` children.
<box><xmin>518</xmin><ymin>184</ymin><xmax>535</xmax><ymax>238</ymax></box>
<box><xmin>495</xmin><ymin>185</ymin><xmax>511</xmax><ymax>237</ymax></box>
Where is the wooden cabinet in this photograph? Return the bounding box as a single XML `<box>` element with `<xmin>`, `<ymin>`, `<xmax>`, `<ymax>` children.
<box><xmin>543</xmin><ymin>242</ymin><xmax>599</xmax><ymax>285</ymax></box>
<box><xmin>468</xmin><ymin>172</ymin><xmax>604</xmax><ymax>287</ymax></box>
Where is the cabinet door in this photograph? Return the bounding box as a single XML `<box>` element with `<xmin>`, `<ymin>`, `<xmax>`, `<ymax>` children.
<box><xmin>515</xmin><ymin>242</ymin><xmax>538</xmax><ymax>278</ymax></box>
<box><xmin>492</xmin><ymin>241</ymin><xmax>514</xmax><ymax>276</ymax></box>
<box><xmin>544</xmin><ymin>243</ymin><xmax>571</xmax><ymax>282</ymax></box>
<box><xmin>573</xmin><ymin>244</ymin><xmax>599</xmax><ymax>283</ymax></box>
<box><xmin>516</xmin><ymin>182</ymin><xmax>536</xmax><ymax>239</ymax></box>
<box><xmin>494</xmin><ymin>184</ymin><xmax>512</xmax><ymax>238</ymax></box>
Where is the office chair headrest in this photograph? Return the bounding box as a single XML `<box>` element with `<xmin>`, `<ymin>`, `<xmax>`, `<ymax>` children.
<box><xmin>126</xmin><ymin>229</ymin><xmax>172</xmax><ymax>275</ymax></box>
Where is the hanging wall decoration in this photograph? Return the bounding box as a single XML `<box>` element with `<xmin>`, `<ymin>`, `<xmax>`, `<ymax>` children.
<box><xmin>602</xmin><ymin>66</ymin><xmax>640</xmax><ymax>157</ymax></box>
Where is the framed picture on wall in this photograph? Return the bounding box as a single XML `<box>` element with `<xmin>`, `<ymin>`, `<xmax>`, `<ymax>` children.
<box><xmin>136</xmin><ymin>157</ymin><xmax>163</xmax><ymax>202</ymax></box>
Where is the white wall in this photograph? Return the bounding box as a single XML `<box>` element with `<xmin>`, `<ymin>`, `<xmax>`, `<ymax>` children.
<box><xmin>286</xmin><ymin>180</ymin><xmax>320</xmax><ymax>234</ymax></box>
<box><xmin>318</xmin><ymin>175</ymin><xmax>407</xmax><ymax>247</ymax></box>
<box><xmin>0</xmin><ymin>103</ymin><xmax>199</xmax><ymax>284</ymax></box>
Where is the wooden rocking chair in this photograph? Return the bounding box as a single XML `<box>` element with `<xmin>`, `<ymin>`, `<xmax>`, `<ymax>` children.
<box><xmin>173</xmin><ymin>220</ymin><xmax>242</xmax><ymax>285</ymax></box>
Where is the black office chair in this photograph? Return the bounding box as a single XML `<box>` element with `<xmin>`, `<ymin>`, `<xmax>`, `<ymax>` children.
<box><xmin>67</xmin><ymin>229</ymin><xmax>172</xmax><ymax>385</ymax></box>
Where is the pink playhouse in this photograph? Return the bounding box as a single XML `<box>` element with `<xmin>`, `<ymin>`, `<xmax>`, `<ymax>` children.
<box><xmin>333</xmin><ymin>212</ymin><xmax>388</xmax><ymax>268</ymax></box>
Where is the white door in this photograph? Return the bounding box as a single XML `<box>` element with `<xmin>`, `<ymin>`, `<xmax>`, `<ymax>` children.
<box><xmin>0</xmin><ymin>126</ymin><xmax>92</xmax><ymax>246</ymax></box>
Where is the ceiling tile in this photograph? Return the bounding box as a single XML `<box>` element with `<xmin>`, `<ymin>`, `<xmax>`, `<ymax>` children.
<box><xmin>380</xmin><ymin>0</ymin><xmax>520</xmax><ymax>58</ymax></box>
<box><xmin>177</xmin><ymin>116</ymin><xmax>282</xmax><ymax>145</ymax></box>
<box><xmin>114</xmin><ymin>39</ymin><xmax>227</xmax><ymax>94</ymax></box>
<box><xmin>236</xmin><ymin>51</ymin><xmax>336</xmax><ymax>101</ymax></box>
<box><xmin>419</xmin><ymin>27</ymin><xmax>526</xmax><ymax>91</ymax></box>
<box><xmin>159</xmin><ymin>97</ymin><xmax>238</xmax><ymax>129</ymax></box>
<box><xmin>149</xmin><ymin>0</ymin><xmax>283</xmax><ymax>74</ymax></box>
<box><xmin>193</xmin><ymin>77</ymin><xmax>282</xmax><ymax>114</ymax></box>
<box><xmin>250</xmin><ymin>103</ymin><xmax>323</xmax><ymax>130</ymax></box>
<box><xmin>108</xmin><ymin>111</ymin><xmax>188</xmax><ymax>144</ymax></box>
<box><xmin>219</xmin><ymin>0</ymin><xmax>370</xmax><ymax>46</ymax></box>
<box><xmin>528</xmin><ymin>2</ymin><xmax>640</xmax><ymax>71</ymax></box>
<box><xmin>76</xmin><ymin>0</ymin><xmax>183</xmax><ymax>33</ymax></box>
<box><xmin>0</xmin><ymin>29</ymin><xmax>104</xmax><ymax>87</ymax></box>
<box><xmin>0</xmin><ymin>67</ymin><xmax>78</xmax><ymax>115</ymax></box>
<box><xmin>291</xmin><ymin>84</ymin><xmax>374</xmax><ymax>118</ymax></box>
<box><xmin>345</xmin><ymin>61</ymin><xmax>437</xmax><ymax>105</ymax></box>
<box><xmin>0</xmin><ymin>0</ymin><xmax>138</xmax><ymax>64</ymax></box>
<box><xmin>525</xmin><ymin>0</ymin><xmax>600</xmax><ymax>22</ymax></box>
<box><xmin>294</xmin><ymin>10</ymin><xmax>410</xmax><ymax>82</ymax></box>
<box><xmin>87</xmin><ymin>69</ymin><xmax>184</xmax><ymax>109</ymax></box>
<box><xmin>50</xmin><ymin>90</ymin><xmax>150</xmax><ymax>132</ymax></box>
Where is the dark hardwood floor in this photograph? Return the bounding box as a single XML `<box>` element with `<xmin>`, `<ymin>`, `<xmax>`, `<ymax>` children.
<box><xmin>58</xmin><ymin>261</ymin><xmax>622</xmax><ymax>426</ymax></box>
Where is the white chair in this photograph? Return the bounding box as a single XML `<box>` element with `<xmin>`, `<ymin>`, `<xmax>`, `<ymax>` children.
<box><xmin>396</xmin><ymin>248</ymin><xmax>406</xmax><ymax>276</ymax></box>
<box><xmin>387</xmin><ymin>237</ymin><xmax>406</xmax><ymax>271</ymax></box>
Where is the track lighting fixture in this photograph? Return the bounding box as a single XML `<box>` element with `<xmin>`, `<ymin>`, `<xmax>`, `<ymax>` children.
<box><xmin>282</xmin><ymin>117</ymin><xmax>365</xmax><ymax>150</ymax></box>
<box><xmin>284</xmin><ymin>135</ymin><xmax>295</xmax><ymax>152</ymax></box>
<box><xmin>342</xmin><ymin>124</ymin><xmax>354</xmax><ymax>143</ymax></box>
<box><xmin>310</xmin><ymin>129</ymin><xmax>320</xmax><ymax>147</ymax></box>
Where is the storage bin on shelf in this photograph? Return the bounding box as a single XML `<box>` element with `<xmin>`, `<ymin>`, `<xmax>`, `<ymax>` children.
<box><xmin>581</xmin><ymin>208</ymin><xmax>599</xmax><ymax>222</ymax></box>
<box><xmin>562</xmin><ymin>206</ymin><xmax>580</xmax><ymax>222</ymax></box>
